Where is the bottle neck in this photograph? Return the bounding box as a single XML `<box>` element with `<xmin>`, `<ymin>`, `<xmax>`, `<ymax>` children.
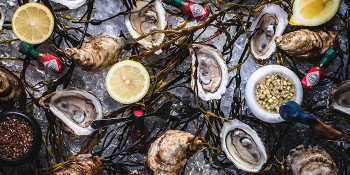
<box><xmin>19</xmin><ymin>42</ymin><xmax>40</xmax><ymax>59</ymax></box>
<box><xmin>319</xmin><ymin>48</ymin><xmax>337</xmax><ymax>67</ymax></box>
<box><xmin>162</xmin><ymin>0</ymin><xmax>184</xmax><ymax>8</ymax></box>
<box><xmin>133</xmin><ymin>110</ymin><xmax>145</xmax><ymax>131</ymax></box>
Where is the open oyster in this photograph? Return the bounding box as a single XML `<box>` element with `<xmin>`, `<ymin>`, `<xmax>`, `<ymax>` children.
<box><xmin>250</xmin><ymin>4</ymin><xmax>288</xmax><ymax>65</ymax></box>
<box><xmin>189</xmin><ymin>44</ymin><xmax>228</xmax><ymax>101</ymax></box>
<box><xmin>145</xmin><ymin>130</ymin><xmax>203</xmax><ymax>175</ymax></box>
<box><xmin>39</xmin><ymin>88</ymin><xmax>103</xmax><ymax>135</ymax></box>
<box><xmin>287</xmin><ymin>145</ymin><xmax>337</xmax><ymax>175</ymax></box>
<box><xmin>275</xmin><ymin>29</ymin><xmax>338</xmax><ymax>59</ymax></box>
<box><xmin>125</xmin><ymin>0</ymin><xmax>167</xmax><ymax>51</ymax></box>
<box><xmin>327</xmin><ymin>80</ymin><xmax>350</xmax><ymax>116</ymax></box>
<box><xmin>0</xmin><ymin>64</ymin><xmax>26</xmax><ymax>110</ymax></box>
<box><xmin>220</xmin><ymin>119</ymin><xmax>269</xmax><ymax>173</ymax></box>
<box><xmin>50</xmin><ymin>0</ymin><xmax>87</xmax><ymax>9</ymax></box>
<box><xmin>53</xmin><ymin>154</ymin><xmax>103</xmax><ymax>175</ymax></box>
<box><xmin>0</xmin><ymin>5</ymin><xmax>4</xmax><ymax>33</ymax></box>
<box><xmin>66</xmin><ymin>32</ymin><xmax>126</xmax><ymax>72</ymax></box>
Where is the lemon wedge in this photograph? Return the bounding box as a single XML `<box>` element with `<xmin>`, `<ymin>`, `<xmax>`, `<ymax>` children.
<box><xmin>106</xmin><ymin>60</ymin><xmax>150</xmax><ymax>104</ymax></box>
<box><xmin>12</xmin><ymin>2</ymin><xmax>54</xmax><ymax>44</ymax></box>
<box><xmin>290</xmin><ymin>0</ymin><xmax>340</xmax><ymax>26</ymax></box>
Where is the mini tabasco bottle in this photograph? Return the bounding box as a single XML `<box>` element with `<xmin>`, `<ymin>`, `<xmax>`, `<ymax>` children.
<box><xmin>162</xmin><ymin>0</ymin><xmax>207</xmax><ymax>21</ymax></box>
<box><xmin>19</xmin><ymin>42</ymin><xmax>62</xmax><ymax>72</ymax></box>
<box><xmin>301</xmin><ymin>48</ymin><xmax>337</xmax><ymax>89</ymax></box>
<box><xmin>132</xmin><ymin>109</ymin><xmax>147</xmax><ymax>149</ymax></box>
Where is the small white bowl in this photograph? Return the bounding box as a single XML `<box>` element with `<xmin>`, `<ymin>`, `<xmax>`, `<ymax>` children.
<box><xmin>245</xmin><ymin>65</ymin><xmax>303</xmax><ymax>123</ymax></box>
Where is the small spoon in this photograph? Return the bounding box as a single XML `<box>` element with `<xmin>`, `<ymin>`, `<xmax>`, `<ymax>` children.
<box><xmin>279</xmin><ymin>101</ymin><xmax>342</xmax><ymax>139</ymax></box>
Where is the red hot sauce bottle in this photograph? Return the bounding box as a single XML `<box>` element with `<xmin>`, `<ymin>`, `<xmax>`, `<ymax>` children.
<box><xmin>301</xmin><ymin>48</ymin><xmax>337</xmax><ymax>90</ymax></box>
<box><xmin>18</xmin><ymin>42</ymin><xmax>62</xmax><ymax>72</ymax></box>
<box><xmin>162</xmin><ymin>0</ymin><xmax>207</xmax><ymax>21</ymax></box>
<box><xmin>132</xmin><ymin>109</ymin><xmax>147</xmax><ymax>149</ymax></box>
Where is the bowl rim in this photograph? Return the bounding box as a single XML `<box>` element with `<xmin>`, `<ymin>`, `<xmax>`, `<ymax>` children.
<box><xmin>245</xmin><ymin>65</ymin><xmax>303</xmax><ymax>123</ymax></box>
<box><xmin>0</xmin><ymin>110</ymin><xmax>42</xmax><ymax>166</ymax></box>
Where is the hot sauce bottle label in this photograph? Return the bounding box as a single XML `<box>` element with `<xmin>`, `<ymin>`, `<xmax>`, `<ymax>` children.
<box><xmin>41</xmin><ymin>53</ymin><xmax>62</xmax><ymax>72</ymax></box>
<box><xmin>185</xmin><ymin>2</ymin><xmax>207</xmax><ymax>21</ymax></box>
<box><xmin>301</xmin><ymin>67</ymin><xmax>323</xmax><ymax>89</ymax></box>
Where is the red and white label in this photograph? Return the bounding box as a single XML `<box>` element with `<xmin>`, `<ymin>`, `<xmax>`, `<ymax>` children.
<box><xmin>186</xmin><ymin>2</ymin><xmax>207</xmax><ymax>21</ymax></box>
<box><xmin>301</xmin><ymin>67</ymin><xmax>322</xmax><ymax>89</ymax></box>
<box><xmin>41</xmin><ymin>53</ymin><xmax>62</xmax><ymax>72</ymax></box>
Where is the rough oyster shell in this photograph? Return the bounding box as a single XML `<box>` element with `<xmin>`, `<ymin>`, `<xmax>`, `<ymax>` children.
<box><xmin>50</xmin><ymin>0</ymin><xmax>87</xmax><ymax>9</ymax></box>
<box><xmin>0</xmin><ymin>63</ymin><xmax>26</xmax><ymax>110</ymax></box>
<box><xmin>275</xmin><ymin>29</ymin><xmax>338</xmax><ymax>59</ymax></box>
<box><xmin>125</xmin><ymin>0</ymin><xmax>167</xmax><ymax>51</ymax></box>
<box><xmin>53</xmin><ymin>154</ymin><xmax>103</xmax><ymax>175</ymax></box>
<box><xmin>145</xmin><ymin>130</ymin><xmax>203</xmax><ymax>175</ymax></box>
<box><xmin>250</xmin><ymin>4</ymin><xmax>288</xmax><ymax>65</ymax></box>
<box><xmin>39</xmin><ymin>88</ymin><xmax>103</xmax><ymax>135</ymax></box>
<box><xmin>220</xmin><ymin>119</ymin><xmax>269</xmax><ymax>173</ymax></box>
<box><xmin>66</xmin><ymin>33</ymin><xmax>126</xmax><ymax>72</ymax></box>
<box><xmin>287</xmin><ymin>145</ymin><xmax>337</xmax><ymax>175</ymax></box>
<box><xmin>189</xmin><ymin>44</ymin><xmax>229</xmax><ymax>101</ymax></box>
<box><xmin>327</xmin><ymin>80</ymin><xmax>350</xmax><ymax>116</ymax></box>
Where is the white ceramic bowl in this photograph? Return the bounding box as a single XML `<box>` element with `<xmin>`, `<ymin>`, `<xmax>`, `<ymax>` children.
<box><xmin>245</xmin><ymin>65</ymin><xmax>303</xmax><ymax>123</ymax></box>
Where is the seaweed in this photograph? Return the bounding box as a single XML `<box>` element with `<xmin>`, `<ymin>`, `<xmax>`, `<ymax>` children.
<box><xmin>0</xmin><ymin>0</ymin><xmax>349</xmax><ymax>174</ymax></box>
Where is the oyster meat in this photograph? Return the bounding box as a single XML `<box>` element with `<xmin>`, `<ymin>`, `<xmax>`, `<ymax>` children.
<box><xmin>39</xmin><ymin>88</ymin><xmax>103</xmax><ymax>135</ymax></box>
<box><xmin>145</xmin><ymin>130</ymin><xmax>203</xmax><ymax>175</ymax></box>
<box><xmin>287</xmin><ymin>145</ymin><xmax>337</xmax><ymax>175</ymax></box>
<box><xmin>0</xmin><ymin>5</ymin><xmax>4</xmax><ymax>33</ymax></box>
<box><xmin>50</xmin><ymin>0</ymin><xmax>87</xmax><ymax>9</ymax></box>
<box><xmin>189</xmin><ymin>44</ymin><xmax>229</xmax><ymax>101</ymax></box>
<box><xmin>0</xmin><ymin>63</ymin><xmax>26</xmax><ymax>110</ymax></box>
<box><xmin>125</xmin><ymin>0</ymin><xmax>167</xmax><ymax>51</ymax></box>
<box><xmin>220</xmin><ymin>119</ymin><xmax>269</xmax><ymax>173</ymax></box>
<box><xmin>250</xmin><ymin>4</ymin><xmax>288</xmax><ymax>64</ymax></box>
<box><xmin>53</xmin><ymin>154</ymin><xmax>103</xmax><ymax>175</ymax></box>
<box><xmin>66</xmin><ymin>33</ymin><xmax>126</xmax><ymax>72</ymax></box>
<box><xmin>275</xmin><ymin>29</ymin><xmax>338</xmax><ymax>59</ymax></box>
<box><xmin>328</xmin><ymin>80</ymin><xmax>350</xmax><ymax>116</ymax></box>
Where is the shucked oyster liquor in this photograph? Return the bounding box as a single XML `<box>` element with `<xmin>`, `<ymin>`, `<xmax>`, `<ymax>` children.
<box><xmin>125</xmin><ymin>0</ymin><xmax>167</xmax><ymax>51</ymax></box>
<box><xmin>145</xmin><ymin>130</ymin><xmax>203</xmax><ymax>175</ymax></box>
<box><xmin>250</xmin><ymin>4</ymin><xmax>288</xmax><ymax>65</ymax></box>
<box><xmin>39</xmin><ymin>88</ymin><xmax>103</xmax><ymax>135</ymax></box>
<box><xmin>0</xmin><ymin>63</ymin><xmax>26</xmax><ymax>110</ymax></box>
<box><xmin>287</xmin><ymin>145</ymin><xmax>337</xmax><ymax>175</ymax></box>
<box><xmin>220</xmin><ymin>119</ymin><xmax>269</xmax><ymax>173</ymax></box>
<box><xmin>328</xmin><ymin>80</ymin><xmax>350</xmax><ymax>116</ymax></box>
<box><xmin>66</xmin><ymin>33</ymin><xmax>126</xmax><ymax>72</ymax></box>
<box><xmin>189</xmin><ymin>44</ymin><xmax>229</xmax><ymax>101</ymax></box>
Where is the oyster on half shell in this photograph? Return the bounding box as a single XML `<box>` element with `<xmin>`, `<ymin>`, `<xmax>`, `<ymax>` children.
<box><xmin>50</xmin><ymin>0</ymin><xmax>87</xmax><ymax>9</ymax></box>
<box><xmin>39</xmin><ymin>88</ymin><xmax>103</xmax><ymax>135</ymax></box>
<box><xmin>250</xmin><ymin>4</ymin><xmax>288</xmax><ymax>65</ymax></box>
<box><xmin>220</xmin><ymin>119</ymin><xmax>269</xmax><ymax>173</ymax></box>
<box><xmin>189</xmin><ymin>44</ymin><xmax>228</xmax><ymax>101</ymax></box>
<box><xmin>328</xmin><ymin>80</ymin><xmax>350</xmax><ymax>116</ymax></box>
<box><xmin>287</xmin><ymin>145</ymin><xmax>337</xmax><ymax>175</ymax></box>
<box><xmin>125</xmin><ymin>0</ymin><xmax>167</xmax><ymax>51</ymax></box>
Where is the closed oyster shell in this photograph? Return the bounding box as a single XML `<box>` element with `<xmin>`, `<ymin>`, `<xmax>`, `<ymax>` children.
<box><xmin>189</xmin><ymin>44</ymin><xmax>229</xmax><ymax>101</ymax></box>
<box><xmin>145</xmin><ymin>130</ymin><xmax>203</xmax><ymax>175</ymax></box>
<box><xmin>327</xmin><ymin>80</ymin><xmax>350</xmax><ymax>116</ymax></box>
<box><xmin>220</xmin><ymin>119</ymin><xmax>269</xmax><ymax>173</ymax></box>
<box><xmin>65</xmin><ymin>32</ymin><xmax>126</xmax><ymax>72</ymax></box>
<box><xmin>250</xmin><ymin>4</ymin><xmax>288</xmax><ymax>65</ymax></box>
<box><xmin>287</xmin><ymin>145</ymin><xmax>337</xmax><ymax>175</ymax></box>
<box><xmin>0</xmin><ymin>63</ymin><xmax>26</xmax><ymax>110</ymax></box>
<box><xmin>275</xmin><ymin>29</ymin><xmax>338</xmax><ymax>59</ymax></box>
<box><xmin>125</xmin><ymin>0</ymin><xmax>167</xmax><ymax>51</ymax></box>
<box><xmin>53</xmin><ymin>154</ymin><xmax>103</xmax><ymax>175</ymax></box>
<box><xmin>39</xmin><ymin>88</ymin><xmax>103</xmax><ymax>135</ymax></box>
<box><xmin>50</xmin><ymin>0</ymin><xmax>87</xmax><ymax>9</ymax></box>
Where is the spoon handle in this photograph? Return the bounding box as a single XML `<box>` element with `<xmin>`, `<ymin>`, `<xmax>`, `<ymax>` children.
<box><xmin>309</xmin><ymin>118</ymin><xmax>342</xmax><ymax>139</ymax></box>
<box><xmin>91</xmin><ymin>118</ymin><xmax>132</xmax><ymax>129</ymax></box>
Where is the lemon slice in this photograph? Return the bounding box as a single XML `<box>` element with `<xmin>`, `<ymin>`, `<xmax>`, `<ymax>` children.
<box><xmin>290</xmin><ymin>0</ymin><xmax>340</xmax><ymax>26</ymax></box>
<box><xmin>12</xmin><ymin>2</ymin><xmax>54</xmax><ymax>44</ymax></box>
<box><xmin>106</xmin><ymin>60</ymin><xmax>150</xmax><ymax>104</ymax></box>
